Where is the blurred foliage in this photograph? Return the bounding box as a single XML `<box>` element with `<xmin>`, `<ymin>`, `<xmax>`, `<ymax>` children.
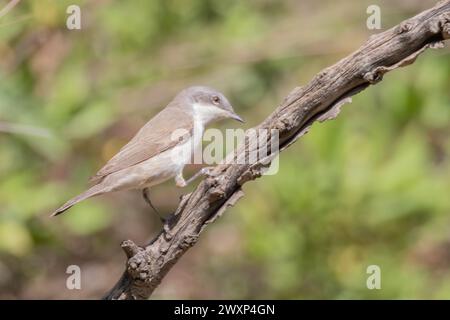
<box><xmin>0</xmin><ymin>0</ymin><xmax>450</xmax><ymax>299</ymax></box>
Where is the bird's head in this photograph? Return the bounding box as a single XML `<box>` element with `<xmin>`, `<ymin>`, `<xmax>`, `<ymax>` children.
<box><xmin>179</xmin><ymin>86</ymin><xmax>244</xmax><ymax>125</ymax></box>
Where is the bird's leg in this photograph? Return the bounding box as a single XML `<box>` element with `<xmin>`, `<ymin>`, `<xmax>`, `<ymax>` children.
<box><xmin>142</xmin><ymin>188</ymin><xmax>165</xmax><ymax>223</ymax></box>
<box><xmin>181</xmin><ymin>166</ymin><xmax>216</xmax><ymax>187</ymax></box>
<box><xmin>175</xmin><ymin>167</ymin><xmax>216</xmax><ymax>188</ymax></box>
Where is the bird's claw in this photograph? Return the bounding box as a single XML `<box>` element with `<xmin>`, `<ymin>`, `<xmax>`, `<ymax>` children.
<box><xmin>200</xmin><ymin>166</ymin><xmax>217</xmax><ymax>177</ymax></box>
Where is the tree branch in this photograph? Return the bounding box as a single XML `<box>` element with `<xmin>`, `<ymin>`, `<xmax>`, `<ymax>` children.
<box><xmin>104</xmin><ymin>1</ymin><xmax>450</xmax><ymax>300</ymax></box>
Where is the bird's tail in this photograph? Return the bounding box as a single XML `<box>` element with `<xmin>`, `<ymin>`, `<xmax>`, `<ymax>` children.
<box><xmin>51</xmin><ymin>184</ymin><xmax>105</xmax><ymax>217</ymax></box>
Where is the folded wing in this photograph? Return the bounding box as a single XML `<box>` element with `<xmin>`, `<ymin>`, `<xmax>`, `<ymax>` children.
<box><xmin>89</xmin><ymin>107</ymin><xmax>193</xmax><ymax>184</ymax></box>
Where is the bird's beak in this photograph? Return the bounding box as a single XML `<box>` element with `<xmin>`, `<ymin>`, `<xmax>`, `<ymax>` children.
<box><xmin>228</xmin><ymin>111</ymin><xmax>245</xmax><ymax>123</ymax></box>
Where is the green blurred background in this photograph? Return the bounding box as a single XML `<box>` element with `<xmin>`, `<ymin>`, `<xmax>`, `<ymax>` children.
<box><xmin>1</xmin><ymin>0</ymin><xmax>450</xmax><ymax>299</ymax></box>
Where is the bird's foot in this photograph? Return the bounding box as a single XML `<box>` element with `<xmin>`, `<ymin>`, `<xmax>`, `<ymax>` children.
<box><xmin>142</xmin><ymin>188</ymin><xmax>166</xmax><ymax>224</ymax></box>
<box><xmin>199</xmin><ymin>166</ymin><xmax>216</xmax><ymax>177</ymax></box>
<box><xmin>186</xmin><ymin>166</ymin><xmax>217</xmax><ymax>186</ymax></box>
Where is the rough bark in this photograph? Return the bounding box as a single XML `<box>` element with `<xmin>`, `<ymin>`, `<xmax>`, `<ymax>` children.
<box><xmin>104</xmin><ymin>1</ymin><xmax>450</xmax><ymax>300</ymax></box>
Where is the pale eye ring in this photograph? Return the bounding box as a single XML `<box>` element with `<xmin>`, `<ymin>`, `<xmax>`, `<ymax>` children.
<box><xmin>212</xmin><ymin>96</ymin><xmax>220</xmax><ymax>104</ymax></box>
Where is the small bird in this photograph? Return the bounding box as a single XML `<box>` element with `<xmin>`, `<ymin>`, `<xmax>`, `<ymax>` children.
<box><xmin>51</xmin><ymin>86</ymin><xmax>244</xmax><ymax>217</ymax></box>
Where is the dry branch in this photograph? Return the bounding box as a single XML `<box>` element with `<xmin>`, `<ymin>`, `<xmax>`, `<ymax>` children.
<box><xmin>105</xmin><ymin>1</ymin><xmax>450</xmax><ymax>300</ymax></box>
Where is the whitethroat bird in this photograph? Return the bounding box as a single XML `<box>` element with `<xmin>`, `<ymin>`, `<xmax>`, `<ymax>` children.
<box><xmin>51</xmin><ymin>86</ymin><xmax>244</xmax><ymax>217</ymax></box>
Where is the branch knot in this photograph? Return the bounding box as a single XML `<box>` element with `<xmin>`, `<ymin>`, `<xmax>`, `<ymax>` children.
<box><xmin>121</xmin><ymin>240</ymin><xmax>142</xmax><ymax>259</ymax></box>
<box><xmin>397</xmin><ymin>21</ymin><xmax>414</xmax><ymax>34</ymax></box>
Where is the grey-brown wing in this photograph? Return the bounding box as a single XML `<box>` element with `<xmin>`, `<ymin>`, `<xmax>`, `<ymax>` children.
<box><xmin>89</xmin><ymin>107</ymin><xmax>193</xmax><ymax>184</ymax></box>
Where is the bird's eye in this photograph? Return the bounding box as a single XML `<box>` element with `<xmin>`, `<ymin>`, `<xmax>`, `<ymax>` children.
<box><xmin>212</xmin><ymin>96</ymin><xmax>220</xmax><ymax>104</ymax></box>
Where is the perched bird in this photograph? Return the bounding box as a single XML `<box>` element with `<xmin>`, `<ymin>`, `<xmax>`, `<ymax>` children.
<box><xmin>51</xmin><ymin>86</ymin><xmax>244</xmax><ymax>217</ymax></box>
